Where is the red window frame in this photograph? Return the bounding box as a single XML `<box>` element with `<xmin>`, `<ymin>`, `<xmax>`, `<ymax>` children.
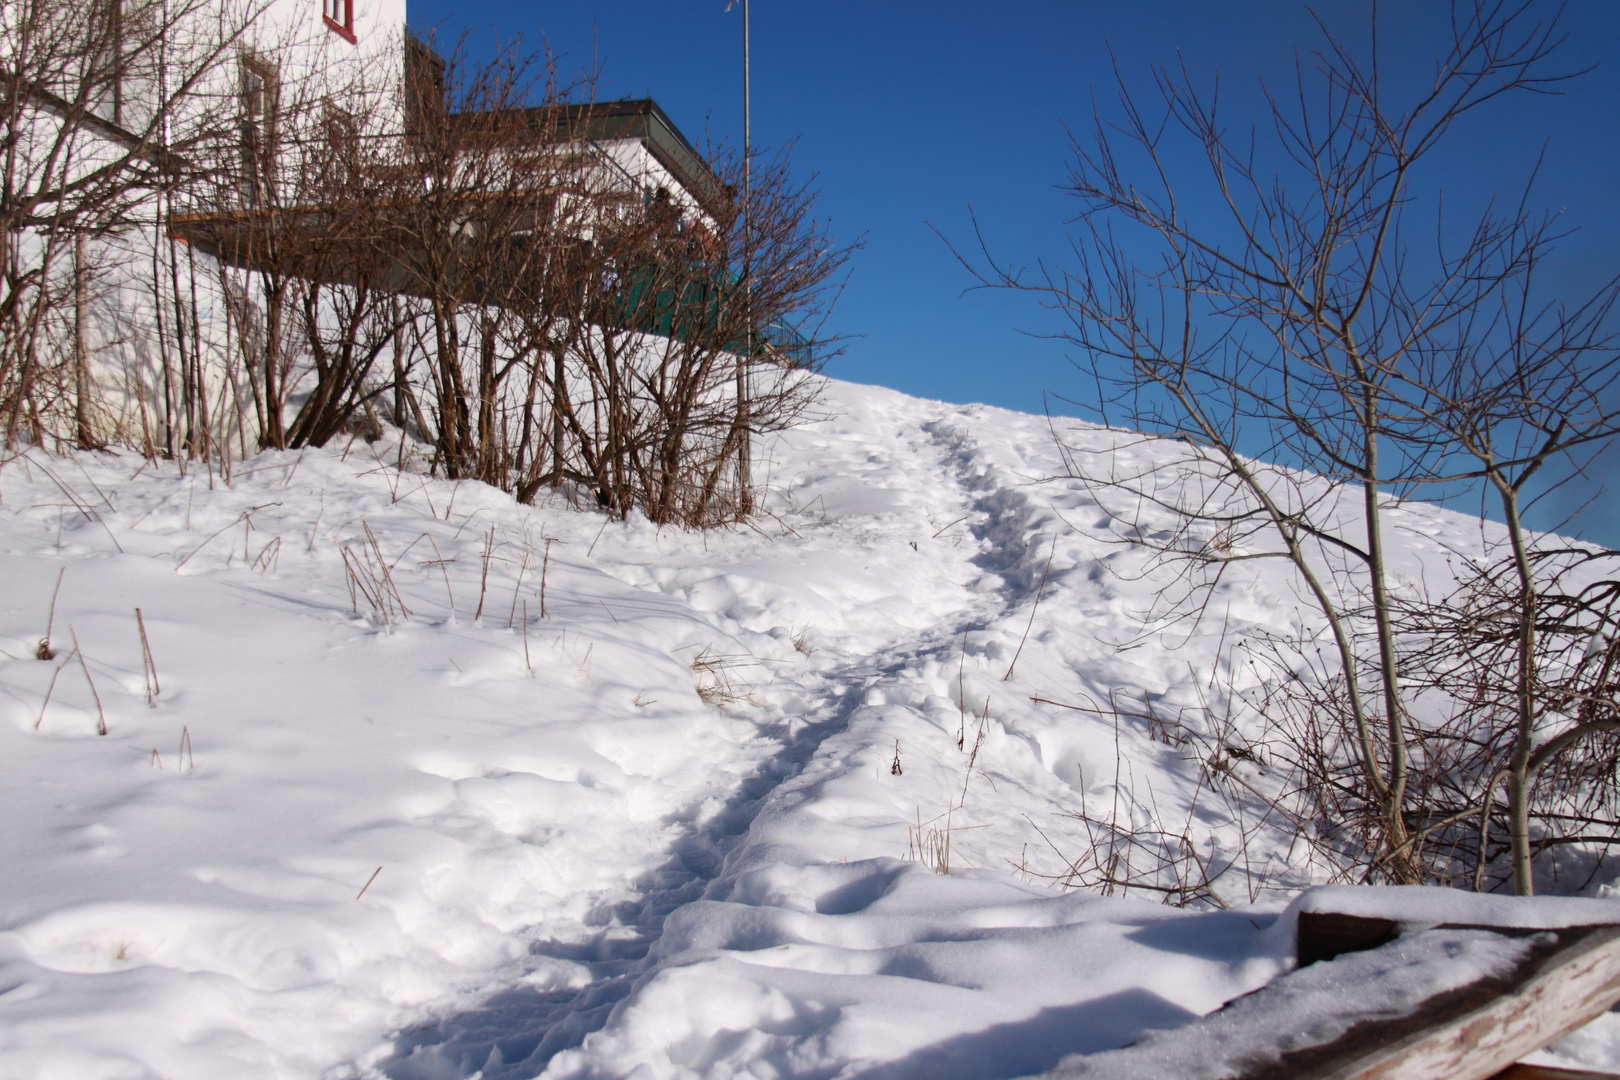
<box><xmin>323</xmin><ymin>0</ymin><xmax>355</xmax><ymax>43</ymax></box>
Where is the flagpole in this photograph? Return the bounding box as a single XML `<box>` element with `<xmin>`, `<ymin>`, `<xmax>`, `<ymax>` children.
<box><xmin>737</xmin><ymin>0</ymin><xmax>753</xmax><ymax>511</ymax></box>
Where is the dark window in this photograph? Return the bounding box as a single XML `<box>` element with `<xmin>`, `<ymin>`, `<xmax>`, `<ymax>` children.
<box><xmin>239</xmin><ymin>53</ymin><xmax>278</xmax><ymax>205</ymax></box>
<box><xmin>323</xmin><ymin>0</ymin><xmax>355</xmax><ymax>43</ymax></box>
<box><xmin>321</xmin><ymin>101</ymin><xmax>360</xmax><ymax>190</ymax></box>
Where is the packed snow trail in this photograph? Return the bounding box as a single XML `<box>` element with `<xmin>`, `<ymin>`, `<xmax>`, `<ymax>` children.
<box><xmin>369</xmin><ymin>384</ymin><xmax>1019</xmax><ymax>1076</ymax></box>
<box><xmin>2</xmin><ymin>378</ymin><xmax>1617</xmax><ymax>1079</ymax></box>
<box><xmin>533</xmin><ymin>390</ymin><xmax>1298</xmax><ymax>1080</ymax></box>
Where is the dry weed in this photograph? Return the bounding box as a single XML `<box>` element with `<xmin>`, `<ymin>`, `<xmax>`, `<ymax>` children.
<box><xmin>689</xmin><ymin>647</ymin><xmax>756</xmax><ymax>707</ymax></box>
<box><xmin>356</xmin><ymin>866</ymin><xmax>382</xmax><ymax>900</ymax></box>
<box><xmin>905</xmin><ymin>808</ymin><xmax>987</xmax><ymax>876</ymax></box>
<box><xmin>136</xmin><ymin>608</ymin><xmax>159</xmax><ymax>705</ymax></box>
<box><xmin>37</xmin><ymin>567</ymin><xmax>64</xmax><ymax>660</ymax></box>
<box><xmin>338</xmin><ymin>522</ymin><xmax>410</xmax><ymax>624</ymax></box>
<box><xmin>68</xmin><ymin>625</ymin><xmax>105</xmax><ymax>735</ymax></box>
<box><xmin>908</xmin><ymin>814</ymin><xmax>952</xmax><ymax>875</ymax></box>
<box><xmin>791</xmin><ymin>627</ymin><xmax>815</xmax><ymax>657</ymax></box>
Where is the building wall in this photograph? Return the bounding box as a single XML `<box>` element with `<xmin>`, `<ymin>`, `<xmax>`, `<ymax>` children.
<box><xmin>248</xmin><ymin>0</ymin><xmax>407</xmax><ymax>112</ymax></box>
<box><xmin>0</xmin><ymin>0</ymin><xmax>732</xmax><ymax>461</ymax></box>
<box><xmin>69</xmin><ymin>0</ymin><xmax>415</xmax><ymax>453</ymax></box>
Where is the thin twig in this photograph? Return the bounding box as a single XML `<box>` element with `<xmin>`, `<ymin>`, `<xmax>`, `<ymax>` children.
<box><xmin>362</xmin><ymin>522</ymin><xmax>410</xmax><ymax>619</ymax></box>
<box><xmin>1004</xmin><ymin>539</ymin><xmax>1057</xmax><ymax>681</ymax></box>
<box><xmin>424</xmin><ymin>533</ymin><xmax>455</xmax><ymax>613</ymax></box>
<box><xmin>177</xmin><ymin>507</ymin><xmax>276</xmax><ymax>569</ymax></box>
<box><xmin>34</xmin><ymin>648</ymin><xmax>76</xmax><ymax>730</ymax></box>
<box><xmin>474</xmin><ymin>526</ymin><xmax>494</xmax><ymax>621</ymax></box>
<box><xmin>587</xmin><ymin>517</ymin><xmax>609</xmax><ymax>558</ymax></box>
<box><xmin>961</xmin><ymin>696</ymin><xmax>990</xmax><ymax>805</ymax></box>
<box><xmin>957</xmin><ymin>625</ymin><xmax>969</xmax><ymax>750</ymax></box>
<box><xmin>31</xmin><ymin>457</ymin><xmax>123</xmax><ymax>553</ymax></box>
<box><xmin>507</xmin><ymin>550</ymin><xmax>529</xmax><ymax>629</ymax></box>
<box><xmin>136</xmin><ymin>607</ymin><xmax>159</xmax><ymax>704</ymax></box>
<box><xmin>38</xmin><ymin>567</ymin><xmax>64</xmax><ymax>659</ymax></box>
<box><xmin>68</xmin><ymin>625</ymin><xmax>106</xmax><ymax>735</ymax></box>
<box><xmin>540</xmin><ymin>538</ymin><xmax>552</xmax><ymax>617</ymax></box>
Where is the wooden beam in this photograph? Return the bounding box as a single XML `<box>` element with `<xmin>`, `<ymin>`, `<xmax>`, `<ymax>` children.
<box><xmin>1249</xmin><ymin>924</ymin><xmax>1620</xmax><ymax>1080</ymax></box>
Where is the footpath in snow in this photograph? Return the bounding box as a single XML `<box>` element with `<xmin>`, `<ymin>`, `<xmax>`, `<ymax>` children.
<box><xmin>1</xmin><ymin>377</ymin><xmax>1617</xmax><ymax>1079</ymax></box>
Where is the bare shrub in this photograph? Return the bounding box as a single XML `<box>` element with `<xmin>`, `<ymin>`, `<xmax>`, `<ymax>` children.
<box><xmin>968</xmin><ymin>0</ymin><xmax>1620</xmax><ymax>893</ymax></box>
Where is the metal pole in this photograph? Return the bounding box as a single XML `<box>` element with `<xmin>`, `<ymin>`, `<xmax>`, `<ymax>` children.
<box><xmin>737</xmin><ymin>0</ymin><xmax>753</xmax><ymax>511</ymax></box>
<box><xmin>743</xmin><ymin>0</ymin><xmax>751</xmax><ymax>186</ymax></box>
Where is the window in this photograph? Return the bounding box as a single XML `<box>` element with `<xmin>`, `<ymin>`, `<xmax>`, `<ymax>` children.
<box><xmin>323</xmin><ymin>0</ymin><xmax>355</xmax><ymax>43</ymax></box>
<box><xmin>239</xmin><ymin>53</ymin><xmax>279</xmax><ymax>205</ymax></box>
<box><xmin>321</xmin><ymin>101</ymin><xmax>360</xmax><ymax>191</ymax></box>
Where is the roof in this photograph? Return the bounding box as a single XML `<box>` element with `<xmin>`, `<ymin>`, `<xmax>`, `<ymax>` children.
<box><xmin>405</xmin><ymin>36</ymin><xmax>730</xmax><ymax>218</ymax></box>
<box><xmin>474</xmin><ymin>99</ymin><xmax>733</xmax><ymax>219</ymax></box>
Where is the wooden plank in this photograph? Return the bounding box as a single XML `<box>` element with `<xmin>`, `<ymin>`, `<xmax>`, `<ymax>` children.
<box><xmin>1040</xmin><ymin>917</ymin><xmax>1620</xmax><ymax>1079</ymax></box>
<box><xmin>1248</xmin><ymin>923</ymin><xmax>1620</xmax><ymax>1080</ymax></box>
<box><xmin>1492</xmin><ymin>1066</ymin><xmax>1620</xmax><ymax>1080</ymax></box>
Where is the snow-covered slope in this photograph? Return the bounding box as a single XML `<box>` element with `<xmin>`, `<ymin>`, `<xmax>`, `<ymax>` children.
<box><xmin>1</xmin><ymin>377</ymin><xmax>1616</xmax><ymax>1079</ymax></box>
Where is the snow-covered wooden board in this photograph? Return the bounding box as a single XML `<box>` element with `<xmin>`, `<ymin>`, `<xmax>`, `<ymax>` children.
<box><xmin>1493</xmin><ymin>1065</ymin><xmax>1620</xmax><ymax>1079</ymax></box>
<box><xmin>1259</xmin><ymin>924</ymin><xmax>1620</xmax><ymax>1080</ymax></box>
<box><xmin>1039</xmin><ymin>923</ymin><xmax>1620</xmax><ymax>1079</ymax></box>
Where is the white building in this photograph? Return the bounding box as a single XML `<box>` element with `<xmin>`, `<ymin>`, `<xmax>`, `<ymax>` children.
<box><xmin>0</xmin><ymin>0</ymin><xmax>738</xmax><ymax>464</ymax></box>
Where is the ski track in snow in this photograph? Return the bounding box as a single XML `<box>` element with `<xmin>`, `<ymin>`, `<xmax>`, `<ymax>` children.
<box><xmin>2</xmin><ymin>377</ymin><xmax>1618</xmax><ymax>1080</ymax></box>
<box><xmin>373</xmin><ymin>389</ymin><xmax>1026</xmax><ymax>1076</ymax></box>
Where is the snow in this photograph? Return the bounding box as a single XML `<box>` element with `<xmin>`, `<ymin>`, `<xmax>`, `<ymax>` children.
<box><xmin>1288</xmin><ymin>883</ymin><xmax>1620</xmax><ymax>931</ymax></box>
<box><xmin>1042</xmin><ymin>926</ymin><xmax>1540</xmax><ymax>1079</ymax></box>
<box><xmin>0</xmin><ymin>376</ymin><xmax>1617</xmax><ymax>1079</ymax></box>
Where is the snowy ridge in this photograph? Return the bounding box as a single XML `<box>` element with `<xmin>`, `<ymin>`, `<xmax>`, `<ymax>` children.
<box><xmin>1</xmin><ymin>377</ymin><xmax>1617</xmax><ymax>1079</ymax></box>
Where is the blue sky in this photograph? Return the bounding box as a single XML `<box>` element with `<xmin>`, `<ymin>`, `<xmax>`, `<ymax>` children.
<box><xmin>403</xmin><ymin>1</ymin><xmax>1620</xmax><ymax>540</ymax></box>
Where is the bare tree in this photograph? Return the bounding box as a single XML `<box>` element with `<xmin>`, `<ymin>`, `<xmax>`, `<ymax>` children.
<box><xmin>374</xmin><ymin>32</ymin><xmax>586</xmax><ymax>481</ymax></box>
<box><xmin>0</xmin><ymin>0</ymin><xmax>268</xmax><ymax>449</ymax></box>
<box><xmin>967</xmin><ymin>0</ymin><xmax>1620</xmax><ymax>891</ymax></box>
<box><xmin>530</xmin><ymin>138</ymin><xmax>848</xmax><ymax>525</ymax></box>
<box><xmin>1394</xmin><ymin>290</ymin><xmax>1620</xmax><ymax>891</ymax></box>
<box><xmin>370</xmin><ymin>35</ymin><xmax>851</xmax><ymax>523</ymax></box>
<box><xmin>19</xmin><ymin>13</ymin><xmax>851</xmax><ymax>533</ymax></box>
